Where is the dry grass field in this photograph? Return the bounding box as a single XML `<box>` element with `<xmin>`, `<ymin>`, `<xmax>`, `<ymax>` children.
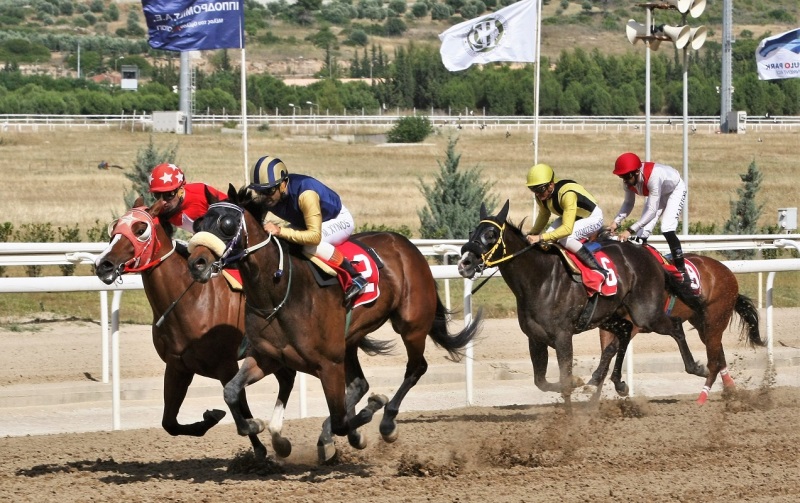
<box><xmin>0</xmin><ymin>126</ymin><xmax>797</xmax><ymax>235</ymax></box>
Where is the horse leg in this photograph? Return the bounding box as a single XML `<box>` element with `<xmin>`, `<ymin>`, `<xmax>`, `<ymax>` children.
<box><xmin>609</xmin><ymin>319</ymin><xmax>634</xmax><ymax>397</ymax></box>
<box><xmin>316</xmin><ymin>360</ymin><xmax>349</xmax><ymax>463</ymax></box>
<box><xmin>344</xmin><ymin>346</ymin><xmax>387</xmax><ymax>451</ymax></box>
<box><xmin>587</xmin><ymin>328</ymin><xmax>618</xmax><ymax>388</ymax></box>
<box><xmin>529</xmin><ymin>338</ymin><xmax>561</xmax><ymax>393</ymax></box>
<box><xmin>380</xmin><ymin>329</ymin><xmax>429</xmax><ymax>443</ymax></box>
<box><xmin>161</xmin><ymin>365</ymin><xmax>226</xmax><ymax>436</ymax></box>
<box><xmin>697</xmin><ymin>327</ymin><xmax>731</xmax><ymax>405</ymax></box>
<box><xmin>667</xmin><ymin>317</ymin><xmax>707</xmax><ymax>377</ymax></box>
<box><xmin>553</xmin><ymin>331</ymin><xmax>577</xmax><ymax>410</ymax></box>
<box><xmin>264</xmin><ymin>367</ymin><xmax>296</xmax><ymax>458</ymax></box>
<box><xmin>223</xmin><ymin>354</ymin><xmax>270</xmax><ymax>437</ymax></box>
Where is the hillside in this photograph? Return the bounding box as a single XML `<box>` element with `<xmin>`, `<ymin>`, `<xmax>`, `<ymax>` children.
<box><xmin>1</xmin><ymin>0</ymin><xmax>798</xmax><ymax>80</ymax></box>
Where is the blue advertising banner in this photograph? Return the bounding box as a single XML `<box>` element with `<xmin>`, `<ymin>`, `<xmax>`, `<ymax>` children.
<box><xmin>142</xmin><ymin>0</ymin><xmax>243</xmax><ymax>51</ymax></box>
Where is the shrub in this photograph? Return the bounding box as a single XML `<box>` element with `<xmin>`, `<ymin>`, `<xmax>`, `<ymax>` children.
<box><xmin>57</xmin><ymin>224</ymin><xmax>81</xmax><ymax>276</ymax></box>
<box><xmin>386</xmin><ymin>115</ymin><xmax>433</xmax><ymax>143</ymax></box>
<box><xmin>15</xmin><ymin>223</ymin><xmax>55</xmax><ymax>277</ymax></box>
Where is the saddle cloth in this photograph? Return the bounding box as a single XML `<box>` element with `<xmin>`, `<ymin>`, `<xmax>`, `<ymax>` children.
<box><xmin>311</xmin><ymin>241</ymin><xmax>380</xmax><ymax>308</ymax></box>
<box><xmin>641</xmin><ymin>244</ymin><xmax>702</xmax><ymax>296</ymax></box>
<box><xmin>560</xmin><ymin>243</ymin><xmax>618</xmax><ymax>297</ymax></box>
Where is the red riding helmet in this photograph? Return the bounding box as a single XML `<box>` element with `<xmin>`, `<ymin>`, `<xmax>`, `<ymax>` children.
<box><xmin>149</xmin><ymin>163</ymin><xmax>186</xmax><ymax>192</ymax></box>
<box><xmin>613</xmin><ymin>152</ymin><xmax>642</xmax><ymax>176</ymax></box>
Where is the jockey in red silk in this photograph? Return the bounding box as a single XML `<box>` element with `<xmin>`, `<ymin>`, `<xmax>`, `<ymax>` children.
<box><xmin>247</xmin><ymin>155</ymin><xmax>368</xmax><ymax>305</ymax></box>
<box><xmin>610</xmin><ymin>152</ymin><xmax>694</xmax><ymax>291</ymax></box>
<box><xmin>525</xmin><ymin>163</ymin><xmax>608</xmax><ymax>283</ymax></box>
<box><xmin>148</xmin><ymin>163</ymin><xmax>227</xmax><ymax>234</ymax></box>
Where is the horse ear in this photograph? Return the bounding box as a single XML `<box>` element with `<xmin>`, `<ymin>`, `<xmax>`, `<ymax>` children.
<box><xmin>227</xmin><ymin>183</ymin><xmax>238</xmax><ymax>203</ymax></box>
<box><xmin>150</xmin><ymin>199</ymin><xmax>165</xmax><ymax>217</ymax></box>
<box><xmin>480</xmin><ymin>203</ymin><xmax>487</xmax><ymax>220</ymax></box>
<box><xmin>497</xmin><ymin>200</ymin><xmax>510</xmax><ymax>221</ymax></box>
<box><xmin>133</xmin><ymin>195</ymin><xmax>144</xmax><ymax>208</ymax></box>
<box><xmin>206</xmin><ymin>186</ymin><xmax>219</xmax><ymax>204</ymax></box>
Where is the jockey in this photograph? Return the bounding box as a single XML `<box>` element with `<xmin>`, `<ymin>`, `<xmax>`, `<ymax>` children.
<box><xmin>148</xmin><ymin>163</ymin><xmax>227</xmax><ymax>234</ymax></box>
<box><xmin>525</xmin><ymin>163</ymin><xmax>608</xmax><ymax>283</ymax></box>
<box><xmin>610</xmin><ymin>152</ymin><xmax>693</xmax><ymax>290</ymax></box>
<box><xmin>247</xmin><ymin>155</ymin><xmax>368</xmax><ymax>305</ymax></box>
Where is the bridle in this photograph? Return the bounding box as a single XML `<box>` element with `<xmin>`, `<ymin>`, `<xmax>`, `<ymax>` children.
<box><xmin>107</xmin><ymin>208</ymin><xmax>177</xmax><ymax>277</ymax></box>
<box><xmin>470</xmin><ymin>219</ymin><xmax>535</xmax><ymax>269</ymax></box>
<box><xmin>189</xmin><ymin>202</ymin><xmax>292</xmax><ymax>322</ymax></box>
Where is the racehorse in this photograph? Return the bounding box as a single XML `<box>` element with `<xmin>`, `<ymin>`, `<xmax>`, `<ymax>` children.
<box><xmin>591</xmin><ymin>252</ymin><xmax>764</xmax><ymax>404</ymax></box>
<box><xmin>94</xmin><ymin>198</ymin><xmax>297</xmax><ymax>459</ymax></box>
<box><xmin>185</xmin><ymin>185</ymin><xmax>482</xmax><ymax>463</ymax></box>
<box><xmin>457</xmin><ymin>201</ymin><xmax>704</xmax><ymax>408</ymax></box>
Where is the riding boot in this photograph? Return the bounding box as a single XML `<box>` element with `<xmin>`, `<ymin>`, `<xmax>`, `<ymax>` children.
<box><xmin>338</xmin><ymin>256</ymin><xmax>368</xmax><ymax>305</ymax></box>
<box><xmin>574</xmin><ymin>245</ymin><xmax>608</xmax><ymax>282</ymax></box>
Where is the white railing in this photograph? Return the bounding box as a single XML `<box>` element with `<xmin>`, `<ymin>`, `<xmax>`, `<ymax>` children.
<box><xmin>3</xmin><ymin>113</ymin><xmax>800</xmax><ymax>134</ymax></box>
<box><xmin>1</xmin><ymin>235</ymin><xmax>798</xmax><ymax>429</ymax></box>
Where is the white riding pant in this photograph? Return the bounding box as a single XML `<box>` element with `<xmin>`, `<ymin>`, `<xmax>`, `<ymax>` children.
<box><xmin>303</xmin><ymin>205</ymin><xmax>356</xmax><ymax>261</ymax></box>
<box><xmin>635</xmin><ymin>180</ymin><xmax>686</xmax><ymax>239</ymax></box>
<box><xmin>547</xmin><ymin>206</ymin><xmax>604</xmax><ymax>253</ymax></box>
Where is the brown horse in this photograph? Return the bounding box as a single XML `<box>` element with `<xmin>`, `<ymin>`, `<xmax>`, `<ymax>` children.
<box><xmin>94</xmin><ymin>199</ymin><xmax>297</xmax><ymax>459</ymax></box>
<box><xmin>186</xmin><ymin>186</ymin><xmax>482</xmax><ymax>463</ymax></box>
<box><xmin>591</xmin><ymin>251</ymin><xmax>764</xmax><ymax>404</ymax></box>
<box><xmin>457</xmin><ymin>201</ymin><xmax>705</xmax><ymax>408</ymax></box>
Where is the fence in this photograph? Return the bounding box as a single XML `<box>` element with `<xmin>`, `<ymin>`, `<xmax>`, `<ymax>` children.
<box><xmin>3</xmin><ymin>113</ymin><xmax>800</xmax><ymax>134</ymax></box>
<box><xmin>1</xmin><ymin>235</ymin><xmax>799</xmax><ymax>429</ymax></box>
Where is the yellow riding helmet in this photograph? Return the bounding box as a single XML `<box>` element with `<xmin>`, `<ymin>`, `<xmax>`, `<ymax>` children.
<box><xmin>526</xmin><ymin>163</ymin><xmax>554</xmax><ymax>188</ymax></box>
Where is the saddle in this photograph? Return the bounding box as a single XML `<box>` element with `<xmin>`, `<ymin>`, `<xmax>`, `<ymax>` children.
<box><xmin>640</xmin><ymin>243</ymin><xmax>702</xmax><ymax>297</ymax></box>
<box><xmin>550</xmin><ymin>242</ymin><xmax>618</xmax><ymax>298</ymax></box>
<box><xmin>307</xmin><ymin>239</ymin><xmax>383</xmax><ymax>309</ymax></box>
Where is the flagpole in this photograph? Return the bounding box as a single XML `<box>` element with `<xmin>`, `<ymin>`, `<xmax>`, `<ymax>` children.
<box><xmin>240</xmin><ymin>10</ymin><xmax>249</xmax><ymax>185</ymax></box>
<box><xmin>532</xmin><ymin>0</ymin><xmax>542</xmax><ymax>165</ymax></box>
<box><xmin>531</xmin><ymin>0</ymin><xmax>542</xmax><ymax>223</ymax></box>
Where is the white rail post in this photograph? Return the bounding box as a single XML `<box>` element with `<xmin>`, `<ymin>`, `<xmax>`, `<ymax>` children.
<box><xmin>111</xmin><ymin>290</ymin><xmax>123</xmax><ymax>430</ymax></box>
<box><xmin>100</xmin><ymin>291</ymin><xmax>109</xmax><ymax>384</ymax></box>
<box><xmin>464</xmin><ymin>277</ymin><xmax>474</xmax><ymax>405</ymax></box>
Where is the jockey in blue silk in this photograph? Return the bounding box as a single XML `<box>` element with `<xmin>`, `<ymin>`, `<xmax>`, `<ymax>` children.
<box><xmin>247</xmin><ymin>155</ymin><xmax>368</xmax><ymax>305</ymax></box>
<box><xmin>525</xmin><ymin>163</ymin><xmax>608</xmax><ymax>283</ymax></box>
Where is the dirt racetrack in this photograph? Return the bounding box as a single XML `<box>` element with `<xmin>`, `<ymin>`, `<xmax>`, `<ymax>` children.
<box><xmin>1</xmin><ymin>314</ymin><xmax>800</xmax><ymax>502</ymax></box>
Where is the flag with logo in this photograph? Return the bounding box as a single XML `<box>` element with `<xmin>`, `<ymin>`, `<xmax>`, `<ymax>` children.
<box><xmin>439</xmin><ymin>0</ymin><xmax>537</xmax><ymax>72</ymax></box>
<box><xmin>141</xmin><ymin>0</ymin><xmax>244</xmax><ymax>52</ymax></box>
<box><xmin>755</xmin><ymin>27</ymin><xmax>800</xmax><ymax>80</ymax></box>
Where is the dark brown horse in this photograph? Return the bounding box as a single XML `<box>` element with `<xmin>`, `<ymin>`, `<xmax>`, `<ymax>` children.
<box><xmin>186</xmin><ymin>186</ymin><xmax>482</xmax><ymax>463</ymax></box>
<box><xmin>457</xmin><ymin>201</ymin><xmax>704</xmax><ymax>407</ymax></box>
<box><xmin>592</xmin><ymin>252</ymin><xmax>764</xmax><ymax>404</ymax></box>
<box><xmin>94</xmin><ymin>199</ymin><xmax>296</xmax><ymax>459</ymax></box>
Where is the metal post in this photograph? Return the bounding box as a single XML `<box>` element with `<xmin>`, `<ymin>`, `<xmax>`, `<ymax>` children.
<box><xmin>682</xmin><ymin>47</ymin><xmax>689</xmax><ymax>235</ymax></box>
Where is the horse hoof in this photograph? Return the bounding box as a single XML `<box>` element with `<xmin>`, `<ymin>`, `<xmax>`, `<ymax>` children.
<box><xmin>317</xmin><ymin>441</ymin><xmax>337</xmax><ymax>464</ymax></box>
<box><xmin>614</xmin><ymin>382</ymin><xmax>629</xmax><ymax>397</ymax></box>
<box><xmin>239</xmin><ymin>418</ymin><xmax>266</xmax><ymax>436</ymax></box>
<box><xmin>380</xmin><ymin>423</ymin><xmax>399</xmax><ymax>443</ymax></box>
<box><xmin>348</xmin><ymin>430</ymin><xmax>367</xmax><ymax>450</ymax></box>
<box><xmin>252</xmin><ymin>443</ymin><xmax>268</xmax><ymax>460</ymax></box>
<box><xmin>272</xmin><ymin>435</ymin><xmax>292</xmax><ymax>458</ymax></box>
<box><xmin>203</xmin><ymin>409</ymin><xmax>226</xmax><ymax>426</ymax></box>
<box><xmin>696</xmin><ymin>390</ymin><xmax>709</xmax><ymax>405</ymax></box>
<box><xmin>367</xmin><ymin>394</ymin><xmax>389</xmax><ymax>411</ymax></box>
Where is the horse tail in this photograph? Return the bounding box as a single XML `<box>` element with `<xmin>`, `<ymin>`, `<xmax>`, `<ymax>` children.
<box><xmin>733</xmin><ymin>294</ymin><xmax>765</xmax><ymax>348</ymax></box>
<box><xmin>358</xmin><ymin>335</ymin><xmax>396</xmax><ymax>356</ymax></box>
<box><xmin>427</xmin><ymin>288</ymin><xmax>484</xmax><ymax>362</ymax></box>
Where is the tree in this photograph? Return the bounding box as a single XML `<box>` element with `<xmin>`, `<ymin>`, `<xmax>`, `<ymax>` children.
<box><xmin>722</xmin><ymin>160</ymin><xmax>764</xmax><ymax>259</ymax></box>
<box><xmin>418</xmin><ymin>134</ymin><xmax>497</xmax><ymax>239</ymax></box>
<box><xmin>123</xmin><ymin>137</ymin><xmax>179</xmax><ymax>209</ymax></box>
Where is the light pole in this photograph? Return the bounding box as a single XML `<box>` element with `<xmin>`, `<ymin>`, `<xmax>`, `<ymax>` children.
<box><xmin>306</xmin><ymin>101</ymin><xmax>318</xmax><ymax>115</ymax></box>
<box><xmin>114</xmin><ymin>56</ymin><xmax>123</xmax><ymax>73</ymax></box>
<box><xmin>288</xmin><ymin>103</ymin><xmax>298</xmax><ymax>125</ymax></box>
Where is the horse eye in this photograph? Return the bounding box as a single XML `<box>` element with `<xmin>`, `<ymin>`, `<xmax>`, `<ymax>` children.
<box><xmin>480</xmin><ymin>229</ymin><xmax>497</xmax><ymax>246</ymax></box>
<box><xmin>220</xmin><ymin>216</ymin><xmax>238</xmax><ymax>237</ymax></box>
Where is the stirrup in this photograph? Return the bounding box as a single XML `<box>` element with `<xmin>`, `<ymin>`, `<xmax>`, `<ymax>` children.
<box><xmin>344</xmin><ymin>275</ymin><xmax>368</xmax><ymax>304</ymax></box>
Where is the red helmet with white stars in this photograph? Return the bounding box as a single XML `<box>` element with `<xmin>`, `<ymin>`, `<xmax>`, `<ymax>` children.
<box><xmin>149</xmin><ymin>163</ymin><xmax>185</xmax><ymax>192</ymax></box>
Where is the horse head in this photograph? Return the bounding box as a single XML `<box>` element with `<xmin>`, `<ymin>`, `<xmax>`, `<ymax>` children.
<box><xmin>187</xmin><ymin>184</ymin><xmax>277</xmax><ymax>284</ymax></box>
<box><xmin>95</xmin><ymin>198</ymin><xmax>171</xmax><ymax>284</ymax></box>
<box><xmin>457</xmin><ymin>200</ymin><xmax>516</xmax><ymax>279</ymax></box>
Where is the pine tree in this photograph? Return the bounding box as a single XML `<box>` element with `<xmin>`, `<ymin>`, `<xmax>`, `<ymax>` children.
<box><xmin>418</xmin><ymin>134</ymin><xmax>497</xmax><ymax>239</ymax></box>
<box><xmin>722</xmin><ymin>159</ymin><xmax>764</xmax><ymax>259</ymax></box>
<box><xmin>123</xmin><ymin>136</ymin><xmax>179</xmax><ymax>208</ymax></box>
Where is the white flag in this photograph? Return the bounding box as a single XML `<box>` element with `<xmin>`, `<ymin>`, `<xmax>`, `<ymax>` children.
<box><xmin>439</xmin><ymin>0</ymin><xmax>538</xmax><ymax>72</ymax></box>
<box><xmin>755</xmin><ymin>27</ymin><xmax>800</xmax><ymax>81</ymax></box>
